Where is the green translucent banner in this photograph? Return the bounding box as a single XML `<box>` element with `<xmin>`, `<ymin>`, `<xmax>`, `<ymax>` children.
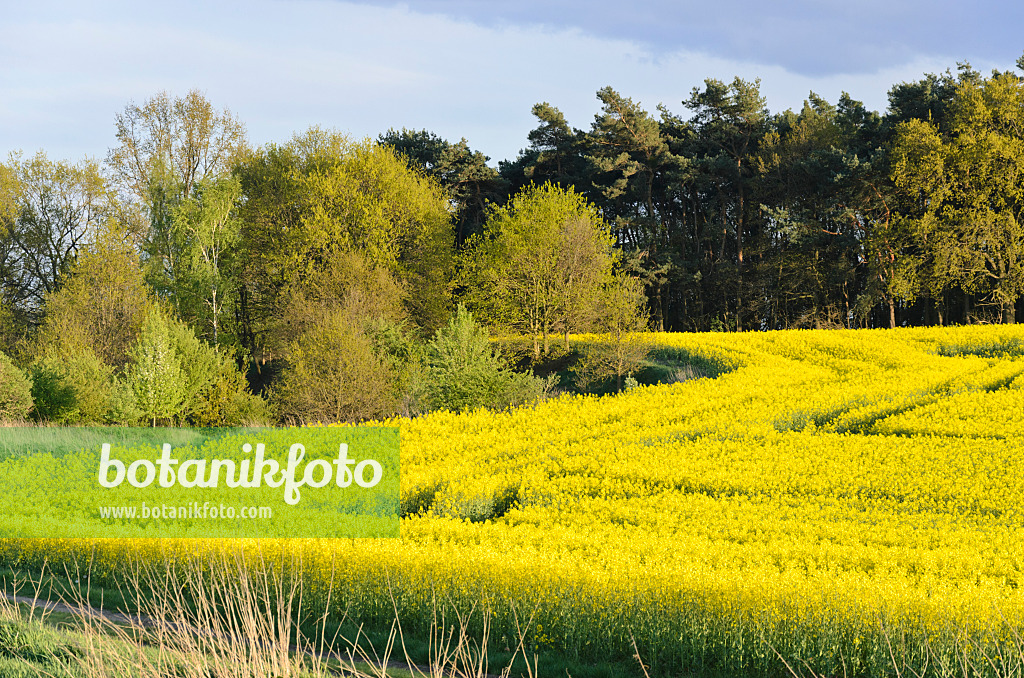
<box><xmin>0</xmin><ymin>427</ymin><xmax>399</xmax><ymax>538</ymax></box>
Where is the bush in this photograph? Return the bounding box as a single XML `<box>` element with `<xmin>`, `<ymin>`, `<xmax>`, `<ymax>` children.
<box><xmin>366</xmin><ymin>318</ymin><xmax>430</xmax><ymax>417</ymax></box>
<box><xmin>271</xmin><ymin>308</ymin><xmax>400</xmax><ymax>424</ymax></box>
<box><xmin>570</xmin><ymin>336</ymin><xmax>650</xmax><ymax>393</ymax></box>
<box><xmin>425</xmin><ymin>305</ymin><xmax>553</xmax><ymax>412</ymax></box>
<box><xmin>0</xmin><ymin>351</ymin><xmax>32</xmax><ymax>421</ymax></box>
<box><xmin>128</xmin><ymin>309</ymin><xmax>186</xmax><ymax>427</ymax></box>
<box><xmin>105</xmin><ymin>378</ymin><xmax>142</xmax><ymax>425</ymax></box>
<box><xmin>29</xmin><ymin>361</ymin><xmax>78</xmax><ymax>423</ymax></box>
<box><xmin>30</xmin><ymin>351</ymin><xmax>114</xmax><ymax>423</ymax></box>
<box><xmin>191</xmin><ymin>361</ymin><xmax>273</xmax><ymax>426</ymax></box>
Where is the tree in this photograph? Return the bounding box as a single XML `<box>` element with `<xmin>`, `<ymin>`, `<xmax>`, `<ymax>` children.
<box><xmin>0</xmin><ymin>350</ymin><xmax>32</xmax><ymax>421</ymax></box>
<box><xmin>128</xmin><ymin>309</ymin><xmax>186</xmax><ymax>426</ymax></box>
<box><xmin>271</xmin><ymin>308</ymin><xmax>398</xmax><ymax>424</ymax></box>
<box><xmin>268</xmin><ymin>249</ymin><xmax>407</xmax><ymax>424</ymax></box>
<box><xmin>34</xmin><ymin>219</ymin><xmax>151</xmax><ymax>370</ymax></box>
<box><xmin>0</xmin><ymin>153</ymin><xmax>115</xmax><ymax>328</ymax></box>
<box><xmin>0</xmin><ymin>161</ymin><xmax>25</xmax><ymax>349</ymax></box>
<box><xmin>572</xmin><ymin>274</ymin><xmax>650</xmax><ymax>392</ymax></box>
<box><xmin>891</xmin><ymin>71</ymin><xmax>1024</xmax><ymax>323</ymax></box>
<box><xmin>29</xmin><ymin>350</ymin><xmax>114</xmax><ymax>424</ymax></box>
<box><xmin>170</xmin><ymin>174</ymin><xmax>242</xmax><ymax>344</ymax></box>
<box><xmin>465</xmin><ymin>183</ymin><xmax>615</xmax><ymax>358</ymax></box>
<box><xmin>424</xmin><ymin>304</ymin><xmax>551</xmax><ymax>412</ymax></box>
<box><xmin>298</xmin><ymin>138</ymin><xmax>455</xmax><ymax>330</ymax></box>
<box><xmin>380</xmin><ymin>128</ymin><xmax>507</xmax><ymax>245</ymax></box>
<box><xmin>587</xmin><ymin>88</ymin><xmax>688</xmax><ymax>330</ymax></box>
<box><xmin>234</xmin><ymin>130</ymin><xmax>456</xmax><ymax>358</ymax></box>
<box><xmin>107</xmin><ymin>90</ymin><xmax>247</xmax><ymax>326</ymax></box>
<box><xmin>685</xmin><ymin>78</ymin><xmax>769</xmax><ymax>330</ymax></box>
<box><xmin>754</xmin><ymin>94</ymin><xmax>877</xmax><ymax>329</ymax></box>
<box><xmin>500</xmin><ymin>103</ymin><xmax>591</xmax><ymax>196</ymax></box>
<box><xmin>107</xmin><ymin>89</ymin><xmax>246</xmax><ymax>205</ymax></box>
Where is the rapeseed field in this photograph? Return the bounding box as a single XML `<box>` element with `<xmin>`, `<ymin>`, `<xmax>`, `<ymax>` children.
<box><xmin>4</xmin><ymin>325</ymin><xmax>1023</xmax><ymax>677</ymax></box>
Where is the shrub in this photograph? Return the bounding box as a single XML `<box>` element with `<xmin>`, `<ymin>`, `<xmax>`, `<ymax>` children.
<box><xmin>128</xmin><ymin>309</ymin><xmax>186</xmax><ymax>427</ymax></box>
<box><xmin>30</xmin><ymin>351</ymin><xmax>114</xmax><ymax>423</ymax></box>
<box><xmin>425</xmin><ymin>305</ymin><xmax>552</xmax><ymax>412</ymax></box>
<box><xmin>105</xmin><ymin>378</ymin><xmax>142</xmax><ymax>425</ymax></box>
<box><xmin>29</xmin><ymin>361</ymin><xmax>78</xmax><ymax>423</ymax></box>
<box><xmin>271</xmin><ymin>308</ymin><xmax>400</xmax><ymax>424</ymax></box>
<box><xmin>191</xmin><ymin>361</ymin><xmax>273</xmax><ymax>426</ymax></box>
<box><xmin>0</xmin><ymin>351</ymin><xmax>32</xmax><ymax>421</ymax></box>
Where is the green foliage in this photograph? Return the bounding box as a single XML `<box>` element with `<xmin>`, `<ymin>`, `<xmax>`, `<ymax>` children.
<box><xmin>105</xmin><ymin>379</ymin><xmax>143</xmax><ymax>425</ymax></box>
<box><xmin>123</xmin><ymin>308</ymin><xmax>261</xmax><ymax>426</ymax></box>
<box><xmin>381</xmin><ymin>128</ymin><xmax>507</xmax><ymax>245</ymax></box>
<box><xmin>267</xmin><ymin>250</ymin><xmax>410</xmax><ymax>424</ymax></box>
<box><xmin>167</xmin><ymin>174</ymin><xmax>243</xmax><ymax>344</ymax></box>
<box><xmin>891</xmin><ymin>71</ymin><xmax>1024</xmax><ymax>323</ymax></box>
<box><xmin>233</xmin><ymin>131</ymin><xmax>456</xmax><ymax>357</ymax></box>
<box><xmin>34</xmin><ymin>219</ymin><xmax>151</xmax><ymax>370</ymax></box>
<box><xmin>271</xmin><ymin>307</ymin><xmax>399</xmax><ymax>424</ymax></box>
<box><xmin>0</xmin><ymin>152</ymin><xmax>118</xmax><ymax>328</ymax></box>
<box><xmin>0</xmin><ymin>351</ymin><xmax>32</xmax><ymax>421</ymax></box>
<box><xmin>425</xmin><ymin>305</ymin><xmax>552</xmax><ymax>412</ymax></box>
<box><xmin>29</xmin><ymin>351</ymin><xmax>113</xmax><ymax>424</ymax></box>
<box><xmin>128</xmin><ymin>309</ymin><xmax>186</xmax><ymax>426</ymax></box>
<box><xmin>190</xmin><ymin>361</ymin><xmax>272</xmax><ymax>426</ymax></box>
<box><xmin>28</xmin><ymin>361</ymin><xmax>77</xmax><ymax>423</ymax></box>
<box><xmin>365</xmin><ymin>317</ymin><xmax>430</xmax><ymax>417</ymax></box>
<box><xmin>465</xmin><ymin>183</ymin><xmax>616</xmax><ymax>356</ymax></box>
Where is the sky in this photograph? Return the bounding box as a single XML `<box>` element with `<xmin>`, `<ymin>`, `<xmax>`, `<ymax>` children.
<box><xmin>1</xmin><ymin>0</ymin><xmax>1020</xmax><ymax>166</ymax></box>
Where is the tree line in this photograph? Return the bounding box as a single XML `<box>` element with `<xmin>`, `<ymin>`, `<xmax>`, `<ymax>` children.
<box><xmin>387</xmin><ymin>56</ymin><xmax>1024</xmax><ymax>331</ymax></box>
<box><xmin>0</xmin><ymin>94</ymin><xmax>643</xmax><ymax>424</ymax></box>
<box><xmin>2</xmin><ymin>56</ymin><xmax>1023</xmax><ymax>423</ymax></box>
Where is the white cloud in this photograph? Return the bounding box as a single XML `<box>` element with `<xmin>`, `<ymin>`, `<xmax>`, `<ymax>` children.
<box><xmin>0</xmin><ymin>0</ymin><xmax>999</xmax><ymax>165</ymax></box>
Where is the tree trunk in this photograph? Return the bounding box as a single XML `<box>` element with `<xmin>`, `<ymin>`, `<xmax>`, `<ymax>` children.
<box><xmin>736</xmin><ymin>160</ymin><xmax>744</xmax><ymax>332</ymax></box>
<box><xmin>1003</xmin><ymin>300</ymin><xmax>1016</xmax><ymax>324</ymax></box>
<box><xmin>888</xmin><ymin>298</ymin><xmax>896</xmax><ymax>329</ymax></box>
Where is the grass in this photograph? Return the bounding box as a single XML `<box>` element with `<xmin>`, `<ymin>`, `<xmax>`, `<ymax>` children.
<box><xmin>0</xmin><ymin>425</ymin><xmax>220</xmax><ymax>460</ymax></box>
<box><xmin>0</xmin><ymin>559</ymin><xmax>645</xmax><ymax>678</ymax></box>
<box><xmin>503</xmin><ymin>340</ymin><xmax>723</xmax><ymax>397</ymax></box>
<box><xmin>7</xmin><ymin>560</ymin><xmax>1023</xmax><ymax>678</ymax></box>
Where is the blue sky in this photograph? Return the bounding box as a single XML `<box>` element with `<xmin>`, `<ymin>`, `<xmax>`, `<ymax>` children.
<box><xmin>1</xmin><ymin>0</ymin><xmax>1019</xmax><ymax>165</ymax></box>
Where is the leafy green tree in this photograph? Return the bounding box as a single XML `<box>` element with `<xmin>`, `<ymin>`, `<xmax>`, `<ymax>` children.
<box><xmin>170</xmin><ymin>174</ymin><xmax>242</xmax><ymax>344</ymax></box>
<box><xmin>30</xmin><ymin>350</ymin><xmax>113</xmax><ymax>423</ymax></box>
<box><xmin>891</xmin><ymin>71</ymin><xmax>1024</xmax><ymax>323</ymax></box>
<box><xmin>189</xmin><ymin>359</ymin><xmax>272</xmax><ymax>426</ymax></box>
<box><xmin>587</xmin><ymin>88</ymin><xmax>688</xmax><ymax>330</ymax></box>
<box><xmin>236</xmin><ymin>131</ymin><xmax>456</xmax><ymax>354</ymax></box>
<box><xmin>380</xmin><ymin>128</ymin><xmax>507</xmax><ymax>245</ymax></box>
<box><xmin>128</xmin><ymin>309</ymin><xmax>186</xmax><ymax>426</ymax></box>
<box><xmin>754</xmin><ymin>94</ymin><xmax>877</xmax><ymax>328</ymax></box>
<box><xmin>268</xmin><ymin>249</ymin><xmax>407</xmax><ymax>424</ymax></box>
<box><xmin>107</xmin><ymin>90</ymin><xmax>247</xmax><ymax>327</ymax></box>
<box><xmin>0</xmin><ymin>152</ymin><xmax>116</xmax><ymax>328</ymax></box>
<box><xmin>107</xmin><ymin>89</ymin><xmax>247</xmax><ymax>204</ymax></box>
<box><xmin>572</xmin><ymin>274</ymin><xmax>650</xmax><ymax>392</ymax></box>
<box><xmin>465</xmin><ymin>183</ymin><xmax>615</xmax><ymax>358</ymax></box>
<box><xmin>271</xmin><ymin>307</ymin><xmax>399</xmax><ymax>424</ymax></box>
<box><xmin>34</xmin><ymin>219</ymin><xmax>151</xmax><ymax>370</ymax></box>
